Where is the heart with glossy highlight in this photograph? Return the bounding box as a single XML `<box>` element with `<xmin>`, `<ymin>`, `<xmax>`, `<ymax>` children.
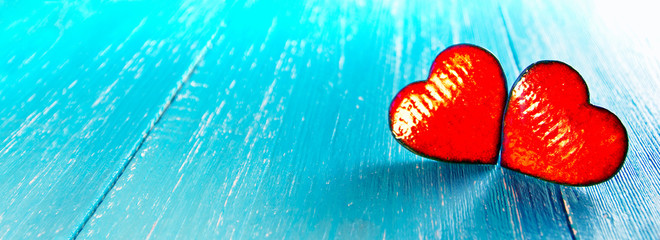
<box><xmin>501</xmin><ymin>61</ymin><xmax>628</xmax><ymax>185</ymax></box>
<box><xmin>389</xmin><ymin>44</ymin><xmax>507</xmax><ymax>164</ymax></box>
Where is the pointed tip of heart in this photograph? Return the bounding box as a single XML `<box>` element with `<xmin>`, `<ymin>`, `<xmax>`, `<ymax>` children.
<box><xmin>501</xmin><ymin>60</ymin><xmax>629</xmax><ymax>186</ymax></box>
<box><xmin>389</xmin><ymin>44</ymin><xmax>507</xmax><ymax>165</ymax></box>
<box><xmin>389</xmin><ymin>46</ymin><xmax>629</xmax><ymax>186</ymax></box>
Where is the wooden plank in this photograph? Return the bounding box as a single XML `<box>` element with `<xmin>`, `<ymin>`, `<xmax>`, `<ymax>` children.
<box><xmin>0</xmin><ymin>1</ymin><xmax>224</xmax><ymax>238</ymax></box>
<box><xmin>79</xmin><ymin>0</ymin><xmax>574</xmax><ymax>238</ymax></box>
<box><xmin>500</xmin><ymin>0</ymin><xmax>660</xmax><ymax>238</ymax></box>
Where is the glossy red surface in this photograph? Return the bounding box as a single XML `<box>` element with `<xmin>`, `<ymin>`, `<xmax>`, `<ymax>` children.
<box><xmin>389</xmin><ymin>44</ymin><xmax>507</xmax><ymax>164</ymax></box>
<box><xmin>502</xmin><ymin>61</ymin><xmax>628</xmax><ymax>185</ymax></box>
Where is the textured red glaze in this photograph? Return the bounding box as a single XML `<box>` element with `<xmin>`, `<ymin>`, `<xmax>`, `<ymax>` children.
<box><xmin>389</xmin><ymin>44</ymin><xmax>507</xmax><ymax>164</ymax></box>
<box><xmin>502</xmin><ymin>61</ymin><xmax>628</xmax><ymax>185</ymax></box>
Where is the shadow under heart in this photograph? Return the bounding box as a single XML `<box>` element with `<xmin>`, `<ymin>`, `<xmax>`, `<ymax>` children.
<box><xmin>254</xmin><ymin>159</ymin><xmax>499</xmax><ymax>239</ymax></box>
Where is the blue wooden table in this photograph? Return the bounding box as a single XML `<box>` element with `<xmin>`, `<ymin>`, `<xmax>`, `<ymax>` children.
<box><xmin>1</xmin><ymin>0</ymin><xmax>659</xmax><ymax>239</ymax></box>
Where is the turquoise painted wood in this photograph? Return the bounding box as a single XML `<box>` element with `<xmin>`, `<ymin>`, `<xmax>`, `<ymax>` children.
<box><xmin>80</xmin><ymin>1</ymin><xmax>571</xmax><ymax>239</ymax></box>
<box><xmin>0</xmin><ymin>0</ymin><xmax>224</xmax><ymax>238</ymax></box>
<box><xmin>501</xmin><ymin>1</ymin><xmax>660</xmax><ymax>239</ymax></box>
<box><xmin>1</xmin><ymin>0</ymin><xmax>659</xmax><ymax>239</ymax></box>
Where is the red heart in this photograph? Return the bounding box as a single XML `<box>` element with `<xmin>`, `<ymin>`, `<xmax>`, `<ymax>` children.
<box><xmin>389</xmin><ymin>44</ymin><xmax>507</xmax><ymax>164</ymax></box>
<box><xmin>501</xmin><ymin>61</ymin><xmax>628</xmax><ymax>185</ymax></box>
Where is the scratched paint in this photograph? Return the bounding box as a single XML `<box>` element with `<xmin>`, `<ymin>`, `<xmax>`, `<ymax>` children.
<box><xmin>502</xmin><ymin>1</ymin><xmax>660</xmax><ymax>238</ymax></box>
<box><xmin>81</xmin><ymin>1</ymin><xmax>572</xmax><ymax>239</ymax></box>
<box><xmin>1</xmin><ymin>0</ymin><xmax>659</xmax><ymax>239</ymax></box>
<box><xmin>0</xmin><ymin>0</ymin><xmax>226</xmax><ymax>238</ymax></box>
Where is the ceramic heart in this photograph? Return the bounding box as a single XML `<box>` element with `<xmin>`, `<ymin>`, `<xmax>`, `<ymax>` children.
<box><xmin>501</xmin><ymin>61</ymin><xmax>628</xmax><ymax>185</ymax></box>
<box><xmin>389</xmin><ymin>44</ymin><xmax>507</xmax><ymax>164</ymax></box>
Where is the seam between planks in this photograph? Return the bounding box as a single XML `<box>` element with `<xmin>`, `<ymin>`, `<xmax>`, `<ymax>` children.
<box><xmin>497</xmin><ymin>5</ymin><xmax>577</xmax><ymax>240</ymax></box>
<box><xmin>498</xmin><ymin>5</ymin><xmax>521</xmax><ymax>72</ymax></box>
<box><xmin>557</xmin><ymin>187</ymin><xmax>577</xmax><ymax>240</ymax></box>
<box><xmin>70</xmin><ymin>30</ymin><xmax>220</xmax><ymax>240</ymax></box>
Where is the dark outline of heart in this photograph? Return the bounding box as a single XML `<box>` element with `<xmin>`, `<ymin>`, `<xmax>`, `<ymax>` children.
<box><xmin>500</xmin><ymin>60</ymin><xmax>629</xmax><ymax>186</ymax></box>
<box><xmin>388</xmin><ymin>44</ymin><xmax>508</xmax><ymax>165</ymax></box>
<box><xmin>389</xmin><ymin>44</ymin><xmax>629</xmax><ymax>186</ymax></box>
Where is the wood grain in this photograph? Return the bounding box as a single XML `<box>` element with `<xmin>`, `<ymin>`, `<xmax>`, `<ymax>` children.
<box><xmin>80</xmin><ymin>1</ymin><xmax>573</xmax><ymax>239</ymax></box>
<box><xmin>0</xmin><ymin>0</ymin><xmax>224</xmax><ymax>238</ymax></box>
<box><xmin>2</xmin><ymin>0</ymin><xmax>659</xmax><ymax>239</ymax></box>
<box><xmin>501</xmin><ymin>1</ymin><xmax>660</xmax><ymax>239</ymax></box>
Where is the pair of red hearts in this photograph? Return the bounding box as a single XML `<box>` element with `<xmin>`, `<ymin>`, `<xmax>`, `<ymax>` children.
<box><xmin>389</xmin><ymin>44</ymin><xmax>628</xmax><ymax>186</ymax></box>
